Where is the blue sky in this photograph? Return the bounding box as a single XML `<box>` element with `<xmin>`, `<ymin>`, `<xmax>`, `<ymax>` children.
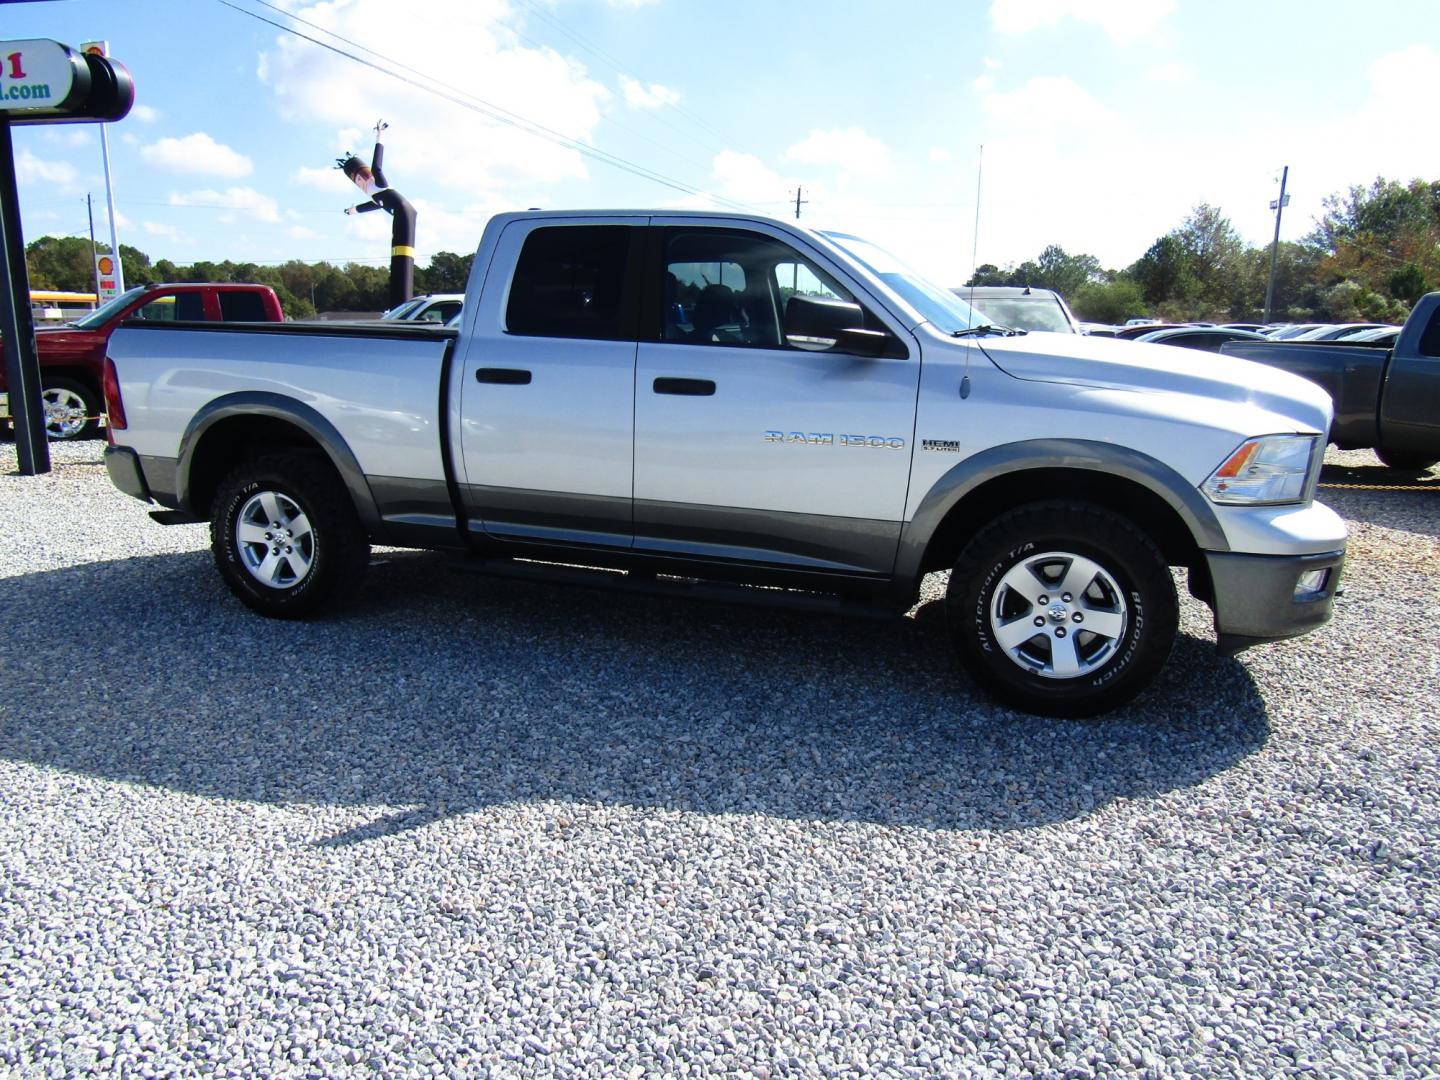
<box><xmin>6</xmin><ymin>0</ymin><xmax>1440</xmax><ymax>285</ymax></box>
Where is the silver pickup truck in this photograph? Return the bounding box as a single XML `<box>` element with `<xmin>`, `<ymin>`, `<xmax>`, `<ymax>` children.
<box><xmin>101</xmin><ymin>210</ymin><xmax>1346</xmax><ymax>716</ymax></box>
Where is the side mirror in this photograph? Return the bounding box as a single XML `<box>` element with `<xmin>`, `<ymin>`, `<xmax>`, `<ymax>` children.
<box><xmin>784</xmin><ymin>294</ymin><xmax>895</xmax><ymax>357</ymax></box>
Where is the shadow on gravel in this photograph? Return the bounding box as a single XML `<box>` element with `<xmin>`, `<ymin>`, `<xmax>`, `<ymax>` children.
<box><xmin>0</xmin><ymin>550</ymin><xmax>1269</xmax><ymax>841</ymax></box>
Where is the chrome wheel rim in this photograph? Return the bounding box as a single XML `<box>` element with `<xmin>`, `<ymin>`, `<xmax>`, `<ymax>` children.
<box><xmin>989</xmin><ymin>550</ymin><xmax>1128</xmax><ymax>680</ymax></box>
<box><xmin>235</xmin><ymin>490</ymin><xmax>315</xmax><ymax>589</ymax></box>
<box><xmin>42</xmin><ymin>387</ymin><xmax>89</xmax><ymax>440</ymax></box>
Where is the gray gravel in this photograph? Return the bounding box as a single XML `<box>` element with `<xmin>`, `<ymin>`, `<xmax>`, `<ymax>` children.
<box><xmin>1</xmin><ymin>439</ymin><xmax>1437</xmax><ymax>1078</ymax></box>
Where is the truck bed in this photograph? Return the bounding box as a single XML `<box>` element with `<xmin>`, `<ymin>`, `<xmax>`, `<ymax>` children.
<box><xmin>106</xmin><ymin>320</ymin><xmax>459</xmax><ymax>518</ymax></box>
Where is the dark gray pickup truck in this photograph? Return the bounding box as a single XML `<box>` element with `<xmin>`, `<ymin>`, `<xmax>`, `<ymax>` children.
<box><xmin>1220</xmin><ymin>292</ymin><xmax>1440</xmax><ymax>470</ymax></box>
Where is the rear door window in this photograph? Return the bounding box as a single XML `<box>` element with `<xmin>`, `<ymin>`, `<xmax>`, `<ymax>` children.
<box><xmin>219</xmin><ymin>291</ymin><xmax>269</xmax><ymax>321</ymax></box>
<box><xmin>506</xmin><ymin>226</ymin><xmax>638</xmax><ymax>340</ymax></box>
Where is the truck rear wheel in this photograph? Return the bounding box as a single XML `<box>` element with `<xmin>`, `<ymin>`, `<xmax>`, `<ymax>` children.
<box><xmin>946</xmin><ymin>501</ymin><xmax>1178</xmax><ymax>717</ymax></box>
<box><xmin>211</xmin><ymin>452</ymin><xmax>369</xmax><ymax>618</ymax></box>
<box><xmin>1376</xmin><ymin>448</ymin><xmax>1437</xmax><ymax>472</ymax></box>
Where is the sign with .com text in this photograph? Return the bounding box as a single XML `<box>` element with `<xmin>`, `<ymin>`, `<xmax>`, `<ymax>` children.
<box><xmin>0</xmin><ymin>40</ymin><xmax>77</xmax><ymax>113</ymax></box>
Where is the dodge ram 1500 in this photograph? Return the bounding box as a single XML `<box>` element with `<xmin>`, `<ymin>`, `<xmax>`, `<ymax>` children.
<box><xmin>101</xmin><ymin>211</ymin><xmax>1346</xmax><ymax>716</ymax></box>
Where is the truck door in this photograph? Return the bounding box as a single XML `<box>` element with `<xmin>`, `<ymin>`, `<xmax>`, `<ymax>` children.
<box><xmin>1379</xmin><ymin>304</ymin><xmax>1440</xmax><ymax>459</ymax></box>
<box><xmin>633</xmin><ymin>222</ymin><xmax>920</xmax><ymax>576</ymax></box>
<box><xmin>455</xmin><ymin>219</ymin><xmax>645</xmax><ymax>548</ymax></box>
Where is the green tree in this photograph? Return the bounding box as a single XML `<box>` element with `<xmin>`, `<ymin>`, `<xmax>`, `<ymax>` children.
<box><xmin>1131</xmin><ymin>234</ymin><xmax>1198</xmax><ymax>308</ymax></box>
<box><xmin>419</xmin><ymin>251</ymin><xmax>474</xmax><ymax>293</ymax></box>
<box><xmin>1308</xmin><ymin>177</ymin><xmax>1440</xmax><ymax>303</ymax></box>
<box><xmin>1071</xmin><ymin>278</ymin><xmax>1147</xmax><ymax>324</ymax></box>
<box><xmin>25</xmin><ymin>235</ymin><xmax>100</xmax><ymax>291</ymax></box>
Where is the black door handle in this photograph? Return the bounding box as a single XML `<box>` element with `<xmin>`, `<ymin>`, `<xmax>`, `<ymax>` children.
<box><xmin>653</xmin><ymin>377</ymin><xmax>716</xmax><ymax>396</ymax></box>
<box><xmin>476</xmin><ymin>367</ymin><xmax>532</xmax><ymax>385</ymax></box>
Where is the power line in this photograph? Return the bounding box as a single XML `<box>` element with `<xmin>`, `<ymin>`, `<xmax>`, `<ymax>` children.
<box><xmin>216</xmin><ymin>0</ymin><xmax>753</xmax><ymax>212</ymax></box>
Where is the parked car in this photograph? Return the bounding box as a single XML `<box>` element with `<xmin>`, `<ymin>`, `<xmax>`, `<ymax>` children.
<box><xmin>1266</xmin><ymin>323</ymin><xmax>1328</xmax><ymax>340</ymax></box>
<box><xmin>1220</xmin><ymin>323</ymin><xmax>1268</xmax><ymax>333</ymax></box>
<box><xmin>380</xmin><ymin>293</ymin><xmax>463</xmax><ymax>324</ymax></box>
<box><xmin>0</xmin><ymin>282</ymin><xmax>284</xmax><ymax>440</ymax></box>
<box><xmin>948</xmin><ymin>286</ymin><xmax>1080</xmax><ymax>334</ymax></box>
<box><xmin>1112</xmin><ymin>322</ymin><xmax>1186</xmax><ymax>340</ymax></box>
<box><xmin>1220</xmin><ymin>293</ymin><xmax>1440</xmax><ymax>470</ymax></box>
<box><xmin>1291</xmin><ymin>323</ymin><xmax>1389</xmax><ymax>341</ymax></box>
<box><xmin>1135</xmin><ymin>327</ymin><xmax>1271</xmax><ymax>352</ymax></box>
<box><xmin>1337</xmin><ymin>326</ymin><xmax>1402</xmax><ymax>346</ymax></box>
<box><xmin>101</xmin><ymin>209</ymin><xmax>1345</xmax><ymax>717</ymax></box>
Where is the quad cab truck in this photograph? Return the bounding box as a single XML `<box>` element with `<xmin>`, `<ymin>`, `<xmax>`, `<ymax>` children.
<box><xmin>0</xmin><ymin>282</ymin><xmax>283</xmax><ymax>440</ymax></box>
<box><xmin>101</xmin><ymin>211</ymin><xmax>1347</xmax><ymax>716</ymax></box>
<box><xmin>1220</xmin><ymin>293</ymin><xmax>1440</xmax><ymax>471</ymax></box>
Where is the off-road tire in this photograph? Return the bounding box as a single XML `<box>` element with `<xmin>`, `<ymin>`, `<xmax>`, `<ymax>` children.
<box><xmin>946</xmin><ymin>501</ymin><xmax>1178</xmax><ymax>717</ymax></box>
<box><xmin>211</xmin><ymin>451</ymin><xmax>369</xmax><ymax>618</ymax></box>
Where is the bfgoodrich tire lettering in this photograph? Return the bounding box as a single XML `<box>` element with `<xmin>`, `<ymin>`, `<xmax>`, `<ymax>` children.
<box><xmin>211</xmin><ymin>452</ymin><xmax>369</xmax><ymax>618</ymax></box>
<box><xmin>947</xmin><ymin>501</ymin><xmax>1178</xmax><ymax>717</ymax></box>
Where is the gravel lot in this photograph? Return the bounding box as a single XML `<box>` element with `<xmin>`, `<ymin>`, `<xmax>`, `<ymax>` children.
<box><xmin>1</xmin><ymin>439</ymin><xmax>1437</xmax><ymax>1077</ymax></box>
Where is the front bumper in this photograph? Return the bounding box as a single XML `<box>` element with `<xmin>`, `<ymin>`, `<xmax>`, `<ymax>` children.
<box><xmin>1204</xmin><ymin>548</ymin><xmax>1345</xmax><ymax>655</ymax></box>
<box><xmin>104</xmin><ymin>445</ymin><xmax>152</xmax><ymax>503</ymax></box>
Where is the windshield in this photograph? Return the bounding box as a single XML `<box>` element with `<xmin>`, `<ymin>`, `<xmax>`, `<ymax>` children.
<box><xmin>966</xmin><ymin>297</ymin><xmax>1074</xmax><ymax>334</ymax></box>
<box><xmin>822</xmin><ymin>231</ymin><xmax>982</xmax><ymax>334</ymax></box>
<box><xmin>381</xmin><ymin>298</ymin><xmax>423</xmax><ymax>320</ymax></box>
<box><xmin>71</xmin><ymin>286</ymin><xmax>148</xmax><ymax>330</ymax></box>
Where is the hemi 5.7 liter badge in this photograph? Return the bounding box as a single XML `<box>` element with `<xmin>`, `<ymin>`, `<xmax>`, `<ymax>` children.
<box><xmin>922</xmin><ymin>439</ymin><xmax>963</xmax><ymax>452</ymax></box>
<box><xmin>764</xmin><ymin>431</ymin><xmax>905</xmax><ymax>449</ymax></box>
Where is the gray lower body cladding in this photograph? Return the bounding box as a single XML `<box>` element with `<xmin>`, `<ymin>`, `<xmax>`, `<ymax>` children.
<box><xmin>1205</xmin><ymin>548</ymin><xmax>1345</xmax><ymax>654</ymax></box>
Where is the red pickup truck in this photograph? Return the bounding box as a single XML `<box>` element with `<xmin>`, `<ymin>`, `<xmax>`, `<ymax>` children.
<box><xmin>1</xmin><ymin>282</ymin><xmax>283</xmax><ymax>440</ymax></box>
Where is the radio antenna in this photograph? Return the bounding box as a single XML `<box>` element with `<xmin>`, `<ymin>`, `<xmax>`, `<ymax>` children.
<box><xmin>966</xmin><ymin>144</ymin><xmax>984</xmax><ymax>328</ymax></box>
<box><xmin>960</xmin><ymin>144</ymin><xmax>984</xmax><ymax>399</ymax></box>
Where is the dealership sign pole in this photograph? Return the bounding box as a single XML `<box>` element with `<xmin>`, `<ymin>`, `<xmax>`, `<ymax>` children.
<box><xmin>0</xmin><ymin>39</ymin><xmax>132</xmax><ymax>475</ymax></box>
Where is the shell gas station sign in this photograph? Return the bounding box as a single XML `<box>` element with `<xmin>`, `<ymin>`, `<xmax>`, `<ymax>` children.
<box><xmin>95</xmin><ymin>253</ymin><xmax>120</xmax><ymax>301</ymax></box>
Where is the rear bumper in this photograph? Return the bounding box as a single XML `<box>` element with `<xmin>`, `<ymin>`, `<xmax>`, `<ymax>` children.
<box><xmin>104</xmin><ymin>445</ymin><xmax>152</xmax><ymax>503</ymax></box>
<box><xmin>1205</xmin><ymin>548</ymin><xmax>1345</xmax><ymax>655</ymax></box>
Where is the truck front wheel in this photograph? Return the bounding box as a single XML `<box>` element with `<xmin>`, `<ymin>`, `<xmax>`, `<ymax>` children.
<box><xmin>42</xmin><ymin>377</ymin><xmax>101</xmax><ymax>441</ymax></box>
<box><xmin>211</xmin><ymin>452</ymin><xmax>369</xmax><ymax>618</ymax></box>
<box><xmin>946</xmin><ymin>501</ymin><xmax>1178</xmax><ymax>717</ymax></box>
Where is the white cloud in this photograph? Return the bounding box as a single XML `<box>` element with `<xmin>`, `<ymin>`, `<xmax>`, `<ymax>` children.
<box><xmin>141</xmin><ymin>133</ymin><xmax>254</xmax><ymax>178</ymax></box>
<box><xmin>288</xmin><ymin>225</ymin><xmax>323</xmax><ymax>240</ymax></box>
<box><xmin>169</xmin><ymin>187</ymin><xmax>282</xmax><ymax>225</ymax></box>
<box><xmin>974</xmin><ymin>75</ymin><xmax>994</xmax><ymax>92</ymax></box>
<box><xmin>619</xmin><ymin>75</ymin><xmax>679</xmax><ymax>110</ymax></box>
<box><xmin>15</xmin><ymin>149</ymin><xmax>81</xmax><ymax>193</ymax></box>
<box><xmin>258</xmin><ymin>0</ymin><xmax>608</xmax><ymax>196</ymax></box>
<box><xmin>983</xmin><ymin>57</ymin><xmax>1003</xmax><ymax>70</ymax></box>
<box><xmin>785</xmin><ymin>128</ymin><xmax>891</xmax><ymax>178</ymax></box>
<box><xmin>989</xmin><ymin>0</ymin><xmax>1176</xmax><ymax>43</ymax></box>
<box><xmin>294</xmin><ymin>164</ymin><xmax>349</xmax><ymax>191</ymax></box>
<box><xmin>143</xmin><ymin>221</ymin><xmax>187</xmax><ymax>242</ymax></box>
<box><xmin>928</xmin><ymin>147</ymin><xmax>953</xmax><ymax>163</ymax></box>
<box><xmin>1144</xmin><ymin>62</ymin><xmax>1192</xmax><ymax>85</ymax></box>
<box><xmin>130</xmin><ymin>103</ymin><xmax>159</xmax><ymax>122</ymax></box>
<box><xmin>41</xmin><ymin>128</ymin><xmax>93</xmax><ymax>149</ymax></box>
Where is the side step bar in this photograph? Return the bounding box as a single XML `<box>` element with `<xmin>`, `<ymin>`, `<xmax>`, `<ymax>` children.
<box><xmin>450</xmin><ymin>555</ymin><xmax>896</xmax><ymax>620</ymax></box>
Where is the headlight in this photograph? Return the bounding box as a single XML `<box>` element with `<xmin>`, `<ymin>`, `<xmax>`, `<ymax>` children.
<box><xmin>1203</xmin><ymin>434</ymin><xmax>1318</xmax><ymax>505</ymax></box>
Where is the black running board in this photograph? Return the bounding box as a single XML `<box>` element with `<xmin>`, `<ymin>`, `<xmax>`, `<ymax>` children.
<box><xmin>451</xmin><ymin>555</ymin><xmax>896</xmax><ymax>619</ymax></box>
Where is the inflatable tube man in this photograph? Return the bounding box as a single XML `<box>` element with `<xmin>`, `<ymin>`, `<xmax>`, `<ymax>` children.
<box><xmin>337</xmin><ymin>120</ymin><xmax>417</xmax><ymax>308</ymax></box>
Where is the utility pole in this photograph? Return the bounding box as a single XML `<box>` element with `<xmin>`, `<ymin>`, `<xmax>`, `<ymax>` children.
<box><xmin>1263</xmin><ymin>166</ymin><xmax>1290</xmax><ymax>324</ymax></box>
<box><xmin>86</xmin><ymin>193</ymin><xmax>101</xmax><ymax>300</ymax></box>
<box><xmin>789</xmin><ymin>187</ymin><xmax>808</xmax><ymax>291</ymax></box>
